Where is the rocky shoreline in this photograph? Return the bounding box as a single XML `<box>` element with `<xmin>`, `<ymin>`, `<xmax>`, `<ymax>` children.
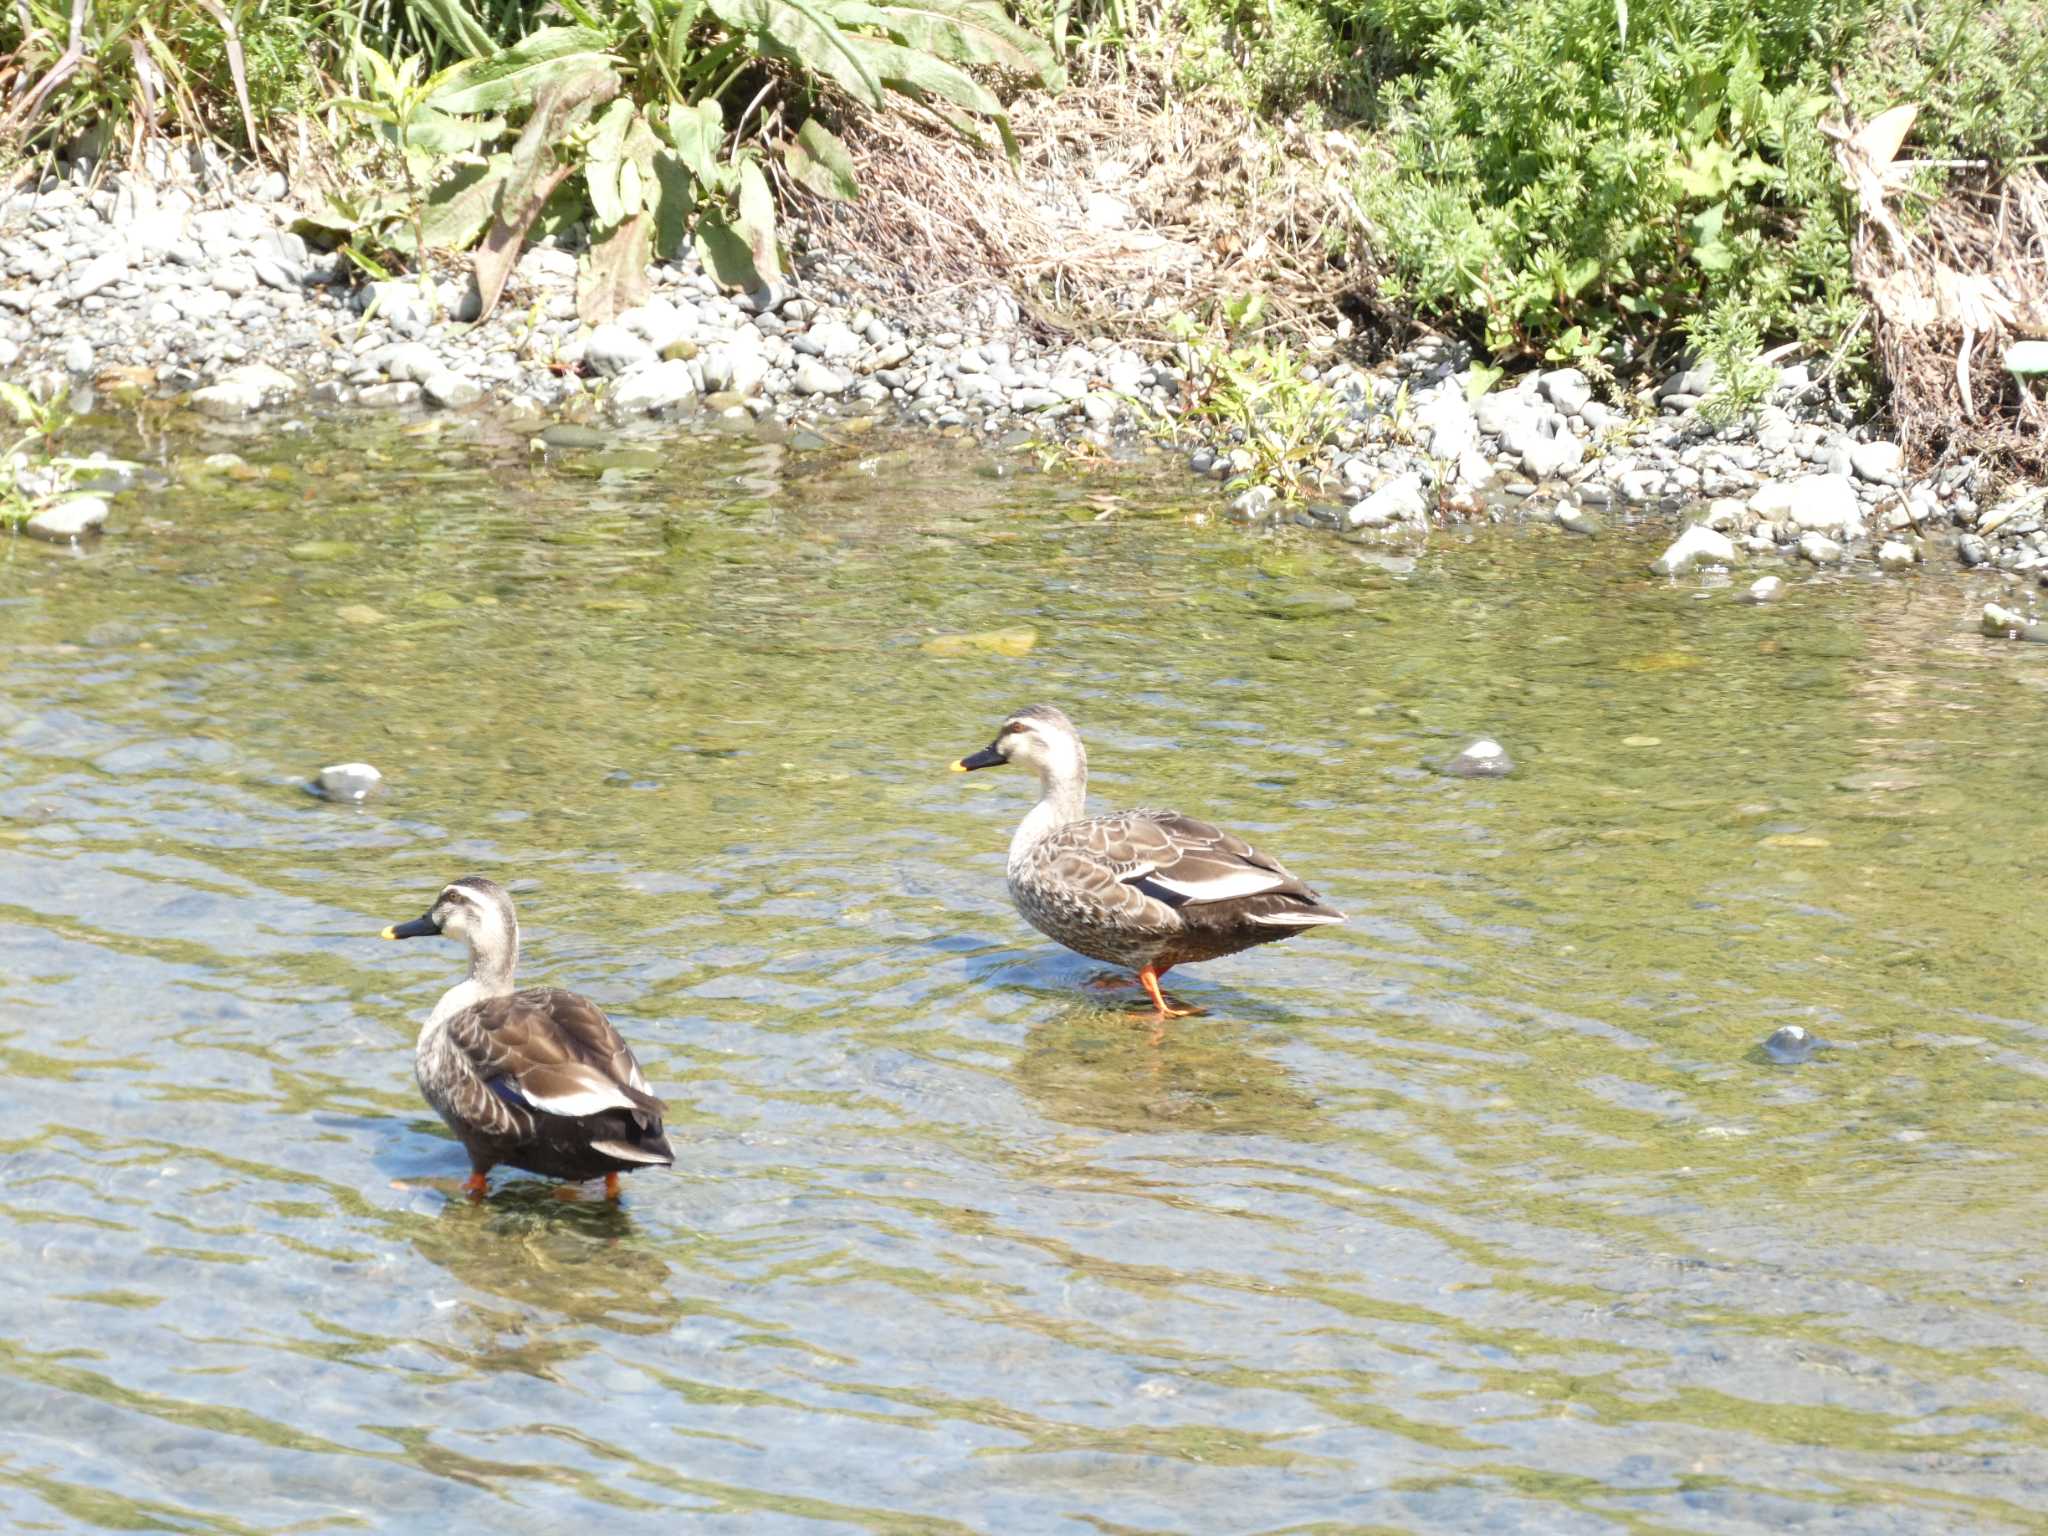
<box><xmin>4</xmin><ymin>149</ymin><xmax>2044</xmax><ymax>586</ymax></box>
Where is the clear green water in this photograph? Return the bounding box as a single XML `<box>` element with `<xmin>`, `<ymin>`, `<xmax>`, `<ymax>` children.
<box><xmin>4</xmin><ymin>410</ymin><xmax>2048</xmax><ymax>1534</ymax></box>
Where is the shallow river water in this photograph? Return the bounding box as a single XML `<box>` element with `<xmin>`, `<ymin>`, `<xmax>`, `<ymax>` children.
<box><xmin>5</xmin><ymin>410</ymin><xmax>2048</xmax><ymax>1534</ymax></box>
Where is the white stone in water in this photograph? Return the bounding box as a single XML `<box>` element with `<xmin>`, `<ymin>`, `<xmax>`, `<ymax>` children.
<box><xmin>314</xmin><ymin>762</ymin><xmax>382</xmax><ymax>802</ymax></box>
<box><xmin>1702</xmin><ymin>497</ymin><xmax>1748</xmax><ymax>532</ymax></box>
<box><xmin>1982</xmin><ymin>603</ymin><xmax>2048</xmax><ymax>642</ymax></box>
<box><xmin>1797</xmin><ymin>531</ymin><xmax>1845</xmax><ymax>565</ymax></box>
<box><xmin>1651</xmin><ymin>523</ymin><xmax>1735</xmax><ymax>575</ymax></box>
<box><xmin>605</xmin><ymin>359</ymin><xmax>697</xmax><ymax>416</ymax></box>
<box><xmin>1877</xmin><ymin>539</ymin><xmax>1916</xmax><ymax>570</ymax></box>
<box><xmin>189</xmin><ymin>361</ymin><xmax>298</xmax><ymax>417</ymax></box>
<box><xmin>1346</xmin><ymin>471</ymin><xmax>1427</xmax><ymax>529</ymax></box>
<box><xmin>1554</xmin><ymin>502</ymin><xmax>1601</xmax><ymax>535</ymax></box>
<box><xmin>1439</xmin><ymin>738</ymin><xmax>1514</xmax><ymax>778</ymax></box>
<box><xmin>422</xmin><ymin>370</ymin><xmax>482</xmax><ymax>409</ymax></box>
<box><xmin>1749</xmin><ymin>473</ymin><xmax>1864</xmax><ymax>538</ymax></box>
<box><xmin>24</xmin><ymin>495</ymin><xmax>108</xmax><ymax>541</ymax></box>
<box><xmin>1741</xmin><ymin>575</ymin><xmax>1784</xmax><ymax>604</ymax></box>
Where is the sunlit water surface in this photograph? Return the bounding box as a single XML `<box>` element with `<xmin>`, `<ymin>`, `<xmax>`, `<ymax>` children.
<box><xmin>4</xmin><ymin>410</ymin><xmax>2048</xmax><ymax>1534</ymax></box>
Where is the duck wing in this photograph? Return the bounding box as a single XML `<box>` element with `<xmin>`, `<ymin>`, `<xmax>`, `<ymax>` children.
<box><xmin>1043</xmin><ymin>811</ymin><xmax>1345</xmax><ymax>929</ymax></box>
<box><xmin>447</xmin><ymin>988</ymin><xmax>667</xmax><ymax>1122</ymax></box>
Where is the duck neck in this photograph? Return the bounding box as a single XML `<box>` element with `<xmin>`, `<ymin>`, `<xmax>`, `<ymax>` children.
<box><xmin>424</xmin><ymin>925</ymin><xmax>519</xmax><ymax>1036</ymax></box>
<box><xmin>1010</xmin><ymin>747</ymin><xmax>1087</xmax><ymax>865</ymax></box>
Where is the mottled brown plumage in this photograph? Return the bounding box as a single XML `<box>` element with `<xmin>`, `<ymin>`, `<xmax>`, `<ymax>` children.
<box><xmin>383</xmin><ymin>877</ymin><xmax>673</xmax><ymax>1194</ymax></box>
<box><xmin>953</xmin><ymin>706</ymin><xmax>1343</xmax><ymax>1015</ymax></box>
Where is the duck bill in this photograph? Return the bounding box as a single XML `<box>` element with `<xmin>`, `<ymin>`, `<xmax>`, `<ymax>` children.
<box><xmin>380</xmin><ymin>914</ymin><xmax>440</xmax><ymax>940</ymax></box>
<box><xmin>951</xmin><ymin>745</ymin><xmax>1005</xmax><ymax>773</ymax></box>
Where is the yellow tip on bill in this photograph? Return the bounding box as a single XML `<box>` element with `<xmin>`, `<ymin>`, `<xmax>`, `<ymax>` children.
<box><xmin>379</xmin><ymin>925</ymin><xmax>400</xmax><ymax>940</ymax></box>
<box><xmin>949</xmin><ymin>759</ymin><xmax>969</xmax><ymax>773</ymax></box>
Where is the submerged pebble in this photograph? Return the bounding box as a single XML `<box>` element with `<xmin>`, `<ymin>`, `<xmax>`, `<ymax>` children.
<box><xmin>1435</xmin><ymin>738</ymin><xmax>1515</xmax><ymax>778</ymax></box>
<box><xmin>310</xmin><ymin>761</ymin><xmax>383</xmax><ymax>803</ymax></box>
<box><xmin>1760</xmin><ymin>1024</ymin><xmax>1828</xmax><ymax>1065</ymax></box>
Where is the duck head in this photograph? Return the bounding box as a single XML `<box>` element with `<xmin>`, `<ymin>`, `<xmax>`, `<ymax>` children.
<box><xmin>382</xmin><ymin>875</ymin><xmax>520</xmax><ymax>976</ymax></box>
<box><xmin>952</xmin><ymin>704</ymin><xmax>1087</xmax><ymax>785</ymax></box>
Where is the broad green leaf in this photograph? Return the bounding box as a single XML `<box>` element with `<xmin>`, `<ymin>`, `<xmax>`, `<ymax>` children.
<box><xmin>784</xmin><ymin>117</ymin><xmax>858</xmax><ymax>201</ymax></box>
<box><xmin>695</xmin><ymin>209</ymin><xmax>763</xmax><ymax>289</ymax></box>
<box><xmin>410</xmin><ymin>0</ymin><xmax>497</xmax><ymax>59</ymax></box>
<box><xmin>420</xmin><ymin>154</ymin><xmax>512</xmax><ymax>250</ymax></box>
<box><xmin>704</xmin><ymin>0</ymin><xmax>886</xmax><ymax>108</ymax></box>
<box><xmin>736</xmin><ymin>156</ymin><xmax>781</xmax><ymax>280</ymax></box>
<box><xmin>846</xmin><ymin>36</ymin><xmax>1004</xmax><ymax>119</ymax></box>
<box><xmin>428</xmin><ymin>28</ymin><xmax>616</xmax><ymax>114</ymax></box>
<box><xmin>649</xmin><ymin>149</ymin><xmax>695</xmax><ymax>259</ymax></box>
<box><xmin>664</xmin><ymin>97</ymin><xmax>725</xmax><ymax>182</ymax></box>
<box><xmin>826</xmin><ymin>0</ymin><xmax>1061</xmax><ymax>86</ymax></box>
<box><xmin>584</xmin><ymin>97</ymin><xmax>638</xmax><ymax>229</ymax></box>
<box><xmin>475</xmin><ymin>67</ymin><xmax>620</xmax><ymax>319</ymax></box>
<box><xmin>665</xmin><ymin>0</ymin><xmax>706</xmax><ymax>74</ymax></box>
<box><xmin>403</xmin><ymin>105</ymin><xmax>505</xmax><ymax>156</ymax></box>
<box><xmin>578</xmin><ymin>210</ymin><xmax>652</xmax><ymax>322</ymax></box>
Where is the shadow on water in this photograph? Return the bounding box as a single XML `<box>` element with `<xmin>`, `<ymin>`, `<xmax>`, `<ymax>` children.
<box><xmin>1014</xmin><ymin>1000</ymin><xmax>1324</xmax><ymax>1138</ymax></box>
<box><xmin>7</xmin><ymin>410</ymin><xmax>2048</xmax><ymax>1532</ymax></box>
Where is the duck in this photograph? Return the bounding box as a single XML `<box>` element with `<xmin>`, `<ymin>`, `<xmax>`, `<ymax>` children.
<box><xmin>380</xmin><ymin>876</ymin><xmax>673</xmax><ymax>1199</ymax></box>
<box><xmin>952</xmin><ymin>705</ymin><xmax>1344</xmax><ymax>1017</ymax></box>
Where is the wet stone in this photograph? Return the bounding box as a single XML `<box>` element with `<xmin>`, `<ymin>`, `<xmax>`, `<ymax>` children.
<box><xmin>309</xmin><ymin>762</ymin><xmax>383</xmax><ymax>803</ymax></box>
<box><xmin>1760</xmin><ymin>1024</ymin><xmax>1828</xmax><ymax>1065</ymax></box>
<box><xmin>1436</xmin><ymin>738</ymin><xmax>1515</xmax><ymax>778</ymax></box>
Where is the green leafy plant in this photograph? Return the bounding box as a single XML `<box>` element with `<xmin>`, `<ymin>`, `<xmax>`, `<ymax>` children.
<box><xmin>1171</xmin><ymin>293</ymin><xmax>1348</xmax><ymax>498</ymax></box>
<box><xmin>0</xmin><ymin>381</ymin><xmax>77</xmax><ymax>526</ymax></box>
<box><xmin>308</xmin><ymin>0</ymin><xmax>1061</xmax><ymax>321</ymax></box>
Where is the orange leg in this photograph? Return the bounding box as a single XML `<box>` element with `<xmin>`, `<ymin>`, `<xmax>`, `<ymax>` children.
<box><xmin>1136</xmin><ymin>964</ymin><xmax>1198</xmax><ymax>1020</ymax></box>
<box><xmin>604</xmin><ymin>1172</ymin><xmax>621</xmax><ymax>1201</ymax></box>
<box><xmin>462</xmin><ymin>1170</ymin><xmax>489</xmax><ymax>1200</ymax></box>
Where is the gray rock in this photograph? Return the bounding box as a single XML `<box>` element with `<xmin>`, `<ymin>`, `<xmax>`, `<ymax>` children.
<box><xmin>796</xmin><ymin>320</ymin><xmax>862</xmax><ymax>360</ymax></box>
<box><xmin>1850</xmin><ymin>440</ymin><xmax>1904</xmax><ymax>486</ymax></box>
<box><xmin>189</xmin><ymin>360</ymin><xmax>298</xmax><ymax>416</ymax></box>
<box><xmin>1475</xmin><ymin>388</ymin><xmax>1541</xmax><ymax>438</ymax></box>
<box><xmin>381</xmin><ymin>341</ymin><xmax>442</xmax><ymax>383</ymax></box>
<box><xmin>1701</xmin><ymin>497</ymin><xmax>1748</xmax><ymax>532</ymax></box>
<box><xmin>24</xmin><ymin>494</ymin><xmax>109</xmax><ymax>541</ymax></box>
<box><xmin>606</xmin><ymin>358</ymin><xmax>698</xmax><ymax>415</ymax></box>
<box><xmin>792</xmin><ymin>357</ymin><xmax>849</xmax><ymax>396</ymax></box>
<box><xmin>1538</xmin><ymin>367</ymin><xmax>1593</xmax><ymax>415</ymax></box>
<box><xmin>1346</xmin><ymin>472</ymin><xmax>1427</xmax><ymax>529</ymax></box>
<box><xmin>1651</xmin><ymin>523</ymin><xmax>1736</xmax><ymax>575</ymax></box>
<box><xmin>1797</xmin><ymin>531</ymin><xmax>1845</xmax><ymax>565</ymax></box>
<box><xmin>68</xmin><ymin>251</ymin><xmax>127</xmax><ymax>300</ymax></box>
<box><xmin>1981</xmin><ymin>603</ymin><xmax>2048</xmax><ymax>642</ymax></box>
<box><xmin>61</xmin><ymin>335</ymin><xmax>92</xmax><ymax>374</ymax></box>
<box><xmin>1415</xmin><ymin>387</ymin><xmax>1478</xmax><ymax>460</ymax></box>
<box><xmin>1750</xmin><ymin>474</ymin><xmax>1863</xmax><ymax>538</ymax></box>
<box><xmin>357</xmin><ymin>380</ymin><xmax>421</xmax><ymax>408</ymax></box>
<box><xmin>1437</xmin><ymin>738</ymin><xmax>1514</xmax><ymax>778</ymax></box>
<box><xmin>1554</xmin><ymin>503</ymin><xmax>1602</xmax><ymax>536</ymax></box>
<box><xmin>422</xmin><ymin>370</ymin><xmax>483</xmax><ymax>409</ymax></box>
<box><xmin>1229</xmin><ymin>486</ymin><xmax>1278</xmax><ymax>523</ymax></box>
<box><xmin>585</xmin><ymin>322</ymin><xmax>658</xmax><ymax>377</ymax></box>
<box><xmin>311</xmin><ymin>761</ymin><xmax>382</xmax><ymax>803</ymax></box>
<box><xmin>1741</xmin><ymin>575</ymin><xmax>1784</xmax><ymax>604</ymax></box>
<box><xmin>1958</xmin><ymin>533</ymin><xmax>1991</xmax><ymax>567</ymax></box>
<box><xmin>1761</xmin><ymin>1024</ymin><xmax>1825</xmax><ymax>1065</ymax></box>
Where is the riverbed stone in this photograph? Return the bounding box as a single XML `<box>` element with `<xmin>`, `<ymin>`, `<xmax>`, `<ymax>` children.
<box><xmin>1538</xmin><ymin>367</ymin><xmax>1593</xmax><ymax>416</ymax></box>
<box><xmin>1651</xmin><ymin>523</ymin><xmax>1736</xmax><ymax>575</ymax></box>
<box><xmin>1437</xmin><ymin>738</ymin><xmax>1514</xmax><ymax>778</ymax></box>
<box><xmin>1983</xmin><ymin>603</ymin><xmax>2048</xmax><ymax>642</ymax></box>
<box><xmin>1850</xmin><ymin>440</ymin><xmax>1904</xmax><ymax>486</ymax></box>
<box><xmin>1797</xmin><ymin>531</ymin><xmax>1845</xmax><ymax>565</ymax></box>
<box><xmin>793</xmin><ymin>358</ymin><xmax>850</xmax><ymax>396</ymax></box>
<box><xmin>24</xmin><ymin>494</ymin><xmax>109</xmax><ymax>541</ymax></box>
<box><xmin>1741</xmin><ymin>575</ymin><xmax>1784</xmax><ymax>604</ymax></box>
<box><xmin>1347</xmin><ymin>472</ymin><xmax>1427</xmax><ymax>529</ymax></box>
<box><xmin>311</xmin><ymin>761</ymin><xmax>383</xmax><ymax>802</ymax></box>
<box><xmin>1751</xmin><ymin>473</ymin><xmax>1864</xmax><ymax>538</ymax></box>
<box><xmin>1877</xmin><ymin>538</ymin><xmax>1916</xmax><ymax>570</ymax></box>
<box><xmin>607</xmin><ymin>359</ymin><xmax>698</xmax><ymax>416</ymax></box>
<box><xmin>189</xmin><ymin>360</ymin><xmax>298</xmax><ymax>416</ymax></box>
<box><xmin>585</xmin><ymin>322</ymin><xmax>657</xmax><ymax>377</ymax></box>
<box><xmin>422</xmin><ymin>370</ymin><xmax>483</xmax><ymax>409</ymax></box>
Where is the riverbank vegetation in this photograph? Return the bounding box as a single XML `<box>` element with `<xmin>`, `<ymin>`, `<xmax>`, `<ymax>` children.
<box><xmin>1</xmin><ymin>0</ymin><xmax>2043</xmax><ymax>466</ymax></box>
